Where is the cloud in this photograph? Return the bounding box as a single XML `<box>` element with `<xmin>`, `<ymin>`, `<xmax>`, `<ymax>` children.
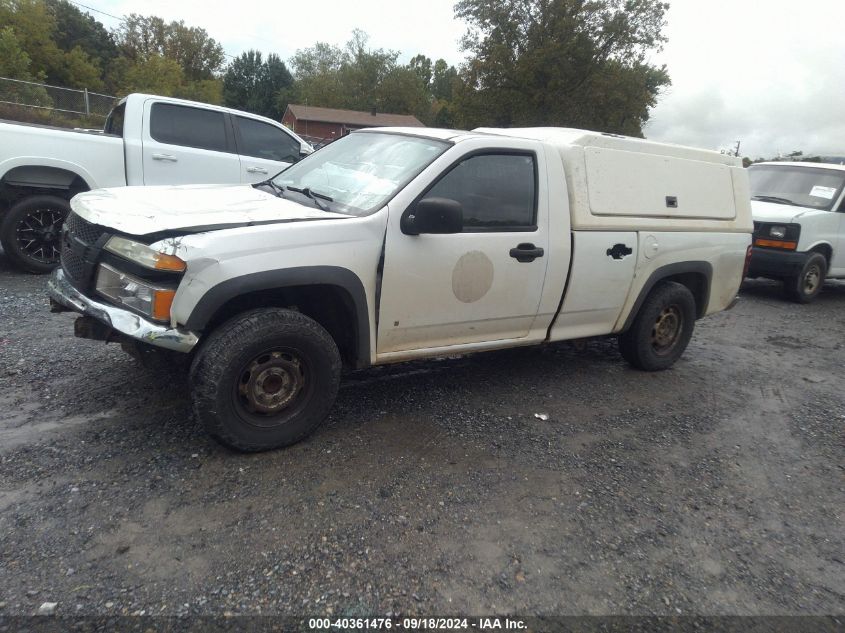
<box><xmin>644</xmin><ymin>0</ymin><xmax>845</xmax><ymax>157</ymax></box>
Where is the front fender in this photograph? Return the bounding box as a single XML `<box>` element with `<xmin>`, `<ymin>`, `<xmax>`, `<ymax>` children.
<box><xmin>183</xmin><ymin>266</ymin><xmax>371</xmax><ymax>366</ymax></box>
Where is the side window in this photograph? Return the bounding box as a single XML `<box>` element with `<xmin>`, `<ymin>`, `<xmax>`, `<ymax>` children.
<box><xmin>422</xmin><ymin>153</ymin><xmax>537</xmax><ymax>230</ymax></box>
<box><xmin>236</xmin><ymin>116</ymin><xmax>300</xmax><ymax>163</ymax></box>
<box><xmin>149</xmin><ymin>103</ymin><xmax>228</xmax><ymax>152</ymax></box>
<box><xmin>104</xmin><ymin>102</ymin><xmax>125</xmax><ymax>136</ymax></box>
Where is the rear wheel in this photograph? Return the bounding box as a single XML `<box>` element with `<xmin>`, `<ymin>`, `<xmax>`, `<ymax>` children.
<box><xmin>783</xmin><ymin>252</ymin><xmax>826</xmax><ymax>303</ymax></box>
<box><xmin>619</xmin><ymin>281</ymin><xmax>696</xmax><ymax>371</ymax></box>
<box><xmin>189</xmin><ymin>308</ymin><xmax>341</xmax><ymax>452</ymax></box>
<box><xmin>0</xmin><ymin>195</ymin><xmax>70</xmax><ymax>273</ymax></box>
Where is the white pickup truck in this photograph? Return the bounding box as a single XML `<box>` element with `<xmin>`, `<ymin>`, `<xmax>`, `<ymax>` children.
<box><xmin>746</xmin><ymin>161</ymin><xmax>845</xmax><ymax>302</ymax></box>
<box><xmin>0</xmin><ymin>93</ymin><xmax>312</xmax><ymax>272</ymax></box>
<box><xmin>48</xmin><ymin>127</ymin><xmax>752</xmax><ymax>451</ymax></box>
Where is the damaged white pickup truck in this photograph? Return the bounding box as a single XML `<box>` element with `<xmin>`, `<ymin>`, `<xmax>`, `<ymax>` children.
<box><xmin>48</xmin><ymin>127</ymin><xmax>752</xmax><ymax>451</ymax></box>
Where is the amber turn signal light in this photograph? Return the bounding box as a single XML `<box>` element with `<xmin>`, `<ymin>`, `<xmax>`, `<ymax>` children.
<box><xmin>154</xmin><ymin>253</ymin><xmax>187</xmax><ymax>272</ymax></box>
<box><xmin>151</xmin><ymin>289</ymin><xmax>176</xmax><ymax>322</ymax></box>
<box><xmin>754</xmin><ymin>238</ymin><xmax>797</xmax><ymax>250</ymax></box>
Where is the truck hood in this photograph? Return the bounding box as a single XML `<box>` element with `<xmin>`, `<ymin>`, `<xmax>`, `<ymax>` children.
<box><xmin>750</xmin><ymin>200</ymin><xmax>826</xmax><ymax>224</ymax></box>
<box><xmin>71</xmin><ymin>184</ymin><xmax>348</xmax><ymax>235</ymax></box>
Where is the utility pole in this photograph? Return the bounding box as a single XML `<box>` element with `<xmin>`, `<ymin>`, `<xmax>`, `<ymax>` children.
<box><xmin>733</xmin><ymin>140</ymin><xmax>741</xmax><ymax>157</ymax></box>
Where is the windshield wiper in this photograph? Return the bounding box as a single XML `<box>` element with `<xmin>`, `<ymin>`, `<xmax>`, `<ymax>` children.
<box><xmin>752</xmin><ymin>195</ymin><xmax>796</xmax><ymax>206</ymax></box>
<box><xmin>256</xmin><ymin>179</ymin><xmax>285</xmax><ymax>198</ymax></box>
<box><xmin>285</xmin><ymin>185</ymin><xmax>333</xmax><ymax>211</ymax></box>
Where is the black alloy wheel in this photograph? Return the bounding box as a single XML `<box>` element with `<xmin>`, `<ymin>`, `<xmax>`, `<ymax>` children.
<box><xmin>0</xmin><ymin>195</ymin><xmax>71</xmax><ymax>273</ymax></box>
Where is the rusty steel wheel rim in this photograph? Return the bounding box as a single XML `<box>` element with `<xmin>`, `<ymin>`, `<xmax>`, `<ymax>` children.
<box><xmin>803</xmin><ymin>264</ymin><xmax>821</xmax><ymax>295</ymax></box>
<box><xmin>651</xmin><ymin>305</ymin><xmax>683</xmax><ymax>356</ymax></box>
<box><xmin>234</xmin><ymin>349</ymin><xmax>310</xmax><ymax>427</ymax></box>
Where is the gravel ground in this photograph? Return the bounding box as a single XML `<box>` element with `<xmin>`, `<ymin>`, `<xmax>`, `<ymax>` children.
<box><xmin>0</xmin><ymin>250</ymin><xmax>843</xmax><ymax>618</ymax></box>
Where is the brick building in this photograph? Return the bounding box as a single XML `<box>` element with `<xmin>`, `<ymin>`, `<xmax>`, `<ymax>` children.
<box><xmin>282</xmin><ymin>104</ymin><xmax>424</xmax><ymax>145</ymax></box>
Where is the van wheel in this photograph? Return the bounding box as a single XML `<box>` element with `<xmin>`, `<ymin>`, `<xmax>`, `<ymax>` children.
<box><xmin>0</xmin><ymin>195</ymin><xmax>70</xmax><ymax>273</ymax></box>
<box><xmin>783</xmin><ymin>253</ymin><xmax>826</xmax><ymax>303</ymax></box>
<box><xmin>189</xmin><ymin>308</ymin><xmax>341</xmax><ymax>452</ymax></box>
<box><xmin>619</xmin><ymin>281</ymin><xmax>696</xmax><ymax>371</ymax></box>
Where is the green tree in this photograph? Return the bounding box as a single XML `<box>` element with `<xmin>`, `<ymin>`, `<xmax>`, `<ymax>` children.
<box><xmin>408</xmin><ymin>54</ymin><xmax>432</xmax><ymax>86</ymax></box>
<box><xmin>289</xmin><ymin>41</ymin><xmax>346</xmax><ymax>108</ymax></box>
<box><xmin>115</xmin><ymin>54</ymin><xmax>185</xmax><ymax>97</ymax></box>
<box><xmin>453</xmin><ymin>0</ymin><xmax>671</xmax><ymax>135</ymax></box>
<box><xmin>377</xmin><ymin>65</ymin><xmax>430</xmax><ymax>122</ymax></box>
<box><xmin>0</xmin><ymin>25</ymin><xmax>53</xmax><ymax>110</ymax></box>
<box><xmin>0</xmin><ymin>0</ymin><xmax>64</xmax><ymax>81</ymax></box>
<box><xmin>45</xmin><ymin>0</ymin><xmax>118</xmax><ymax>68</ymax></box>
<box><xmin>223</xmin><ymin>50</ymin><xmax>293</xmax><ymax>119</ymax></box>
<box><xmin>431</xmin><ymin>58</ymin><xmax>458</xmax><ymax>101</ymax></box>
<box><xmin>290</xmin><ymin>30</ymin><xmax>431</xmax><ymax>120</ymax></box>
<box><xmin>0</xmin><ymin>25</ymin><xmax>37</xmax><ymax>79</ymax></box>
<box><xmin>181</xmin><ymin>78</ymin><xmax>223</xmax><ymax>105</ymax></box>
<box><xmin>57</xmin><ymin>45</ymin><xmax>104</xmax><ymax>90</ymax></box>
<box><xmin>116</xmin><ymin>14</ymin><xmax>225</xmax><ymax>81</ymax></box>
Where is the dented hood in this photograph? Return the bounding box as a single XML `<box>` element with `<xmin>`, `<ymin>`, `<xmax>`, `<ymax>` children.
<box><xmin>70</xmin><ymin>184</ymin><xmax>347</xmax><ymax>235</ymax></box>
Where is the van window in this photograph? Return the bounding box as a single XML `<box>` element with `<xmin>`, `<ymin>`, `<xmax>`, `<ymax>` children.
<box><xmin>236</xmin><ymin>116</ymin><xmax>300</xmax><ymax>163</ymax></box>
<box><xmin>149</xmin><ymin>103</ymin><xmax>228</xmax><ymax>152</ymax></box>
<box><xmin>749</xmin><ymin>164</ymin><xmax>845</xmax><ymax>211</ymax></box>
<box><xmin>422</xmin><ymin>153</ymin><xmax>537</xmax><ymax>230</ymax></box>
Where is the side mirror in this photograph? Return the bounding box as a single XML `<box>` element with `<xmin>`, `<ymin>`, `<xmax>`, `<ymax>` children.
<box><xmin>402</xmin><ymin>197</ymin><xmax>463</xmax><ymax>235</ymax></box>
<box><xmin>299</xmin><ymin>149</ymin><xmax>311</xmax><ymax>159</ymax></box>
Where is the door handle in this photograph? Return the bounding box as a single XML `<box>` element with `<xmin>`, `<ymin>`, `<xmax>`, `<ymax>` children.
<box><xmin>606</xmin><ymin>243</ymin><xmax>633</xmax><ymax>260</ymax></box>
<box><xmin>509</xmin><ymin>242</ymin><xmax>545</xmax><ymax>263</ymax></box>
<box><xmin>151</xmin><ymin>153</ymin><xmax>178</xmax><ymax>162</ymax></box>
<box><xmin>246</xmin><ymin>166</ymin><xmax>268</xmax><ymax>174</ymax></box>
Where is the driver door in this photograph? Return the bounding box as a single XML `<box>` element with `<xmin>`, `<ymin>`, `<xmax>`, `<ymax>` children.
<box><xmin>377</xmin><ymin>140</ymin><xmax>550</xmax><ymax>356</ymax></box>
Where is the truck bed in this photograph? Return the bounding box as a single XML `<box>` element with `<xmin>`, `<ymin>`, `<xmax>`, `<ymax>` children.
<box><xmin>0</xmin><ymin>119</ymin><xmax>126</xmax><ymax>190</ymax></box>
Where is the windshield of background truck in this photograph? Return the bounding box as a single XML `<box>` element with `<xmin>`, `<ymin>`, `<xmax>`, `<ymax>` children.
<box><xmin>271</xmin><ymin>132</ymin><xmax>450</xmax><ymax>216</ymax></box>
<box><xmin>749</xmin><ymin>164</ymin><xmax>845</xmax><ymax>211</ymax></box>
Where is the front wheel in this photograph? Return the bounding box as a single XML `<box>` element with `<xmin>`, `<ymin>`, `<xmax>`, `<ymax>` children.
<box><xmin>783</xmin><ymin>252</ymin><xmax>826</xmax><ymax>303</ymax></box>
<box><xmin>189</xmin><ymin>308</ymin><xmax>341</xmax><ymax>452</ymax></box>
<box><xmin>0</xmin><ymin>195</ymin><xmax>70</xmax><ymax>273</ymax></box>
<box><xmin>618</xmin><ymin>281</ymin><xmax>697</xmax><ymax>371</ymax></box>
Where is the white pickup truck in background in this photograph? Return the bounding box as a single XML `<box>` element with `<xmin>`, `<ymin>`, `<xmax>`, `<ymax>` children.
<box><xmin>48</xmin><ymin>127</ymin><xmax>752</xmax><ymax>452</ymax></box>
<box><xmin>0</xmin><ymin>93</ymin><xmax>313</xmax><ymax>272</ymax></box>
<box><xmin>746</xmin><ymin>161</ymin><xmax>845</xmax><ymax>302</ymax></box>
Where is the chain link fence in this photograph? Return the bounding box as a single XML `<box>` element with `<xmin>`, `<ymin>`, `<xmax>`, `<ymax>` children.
<box><xmin>0</xmin><ymin>76</ymin><xmax>118</xmax><ymax>128</ymax></box>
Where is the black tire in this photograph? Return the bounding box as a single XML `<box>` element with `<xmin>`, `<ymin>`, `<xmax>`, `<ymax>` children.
<box><xmin>0</xmin><ymin>195</ymin><xmax>70</xmax><ymax>273</ymax></box>
<box><xmin>783</xmin><ymin>252</ymin><xmax>826</xmax><ymax>304</ymax></box>
<box><xmin>189</xmin><ymin>308</ymin><xmax>341</xmax><ymax>452</ymax></box>
<box><xmin>618</xmin><ymin>281</ymin><xmax>696</xmax><ymax>371</ymax></box>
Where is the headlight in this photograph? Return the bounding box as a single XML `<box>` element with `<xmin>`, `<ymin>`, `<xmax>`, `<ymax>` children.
<box><xmin>96</xmin><ymin>263</ymin><xmax>176</xmax><ymax>322</ymax></box>
<box><xmin>104</xmin><ymin>236</ymin><xmax>186</xmax><ymax>272</ymax></box>
<box><xmin>769</xmin><ymin>225</ymin><xmax>787</xmax><ymax>239</ymax></box>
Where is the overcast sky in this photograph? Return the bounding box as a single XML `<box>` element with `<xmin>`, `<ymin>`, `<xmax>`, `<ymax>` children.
<box><xmin>92</xmin><ymin>0</ymin><xmax>845</xmax><ymax>158</ymax></box>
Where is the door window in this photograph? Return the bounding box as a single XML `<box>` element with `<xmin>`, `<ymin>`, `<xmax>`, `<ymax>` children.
<box><xmin>421</xmin><ymin>153</ymin><xmax>537</xmax><ymax>230</ymax></box>
<box><xmin>149</xmin><ymin>103</ymin><xmax>228</xmax><ymax>152</ymax></box>
<box><xmin>236</xmin><ymin>116</ymin><xmax>300</xmax><ymax>163</ymax></box>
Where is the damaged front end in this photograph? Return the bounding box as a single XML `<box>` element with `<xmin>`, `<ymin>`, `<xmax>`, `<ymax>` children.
<box><xmin>49</xmin><ymin>209</ymin><xmax>199</xmax><ymax>353</ymax></box>
<box><xmin>48</xmin><ymin>260</ymin><xmax>198</xmax><ymax>354</ymax></box>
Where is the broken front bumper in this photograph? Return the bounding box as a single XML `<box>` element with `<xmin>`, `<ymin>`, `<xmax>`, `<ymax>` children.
<box><xmin>47</xmin><ymin>268</ymin><xmax>199</xmax><ymax>353</ymax></box>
